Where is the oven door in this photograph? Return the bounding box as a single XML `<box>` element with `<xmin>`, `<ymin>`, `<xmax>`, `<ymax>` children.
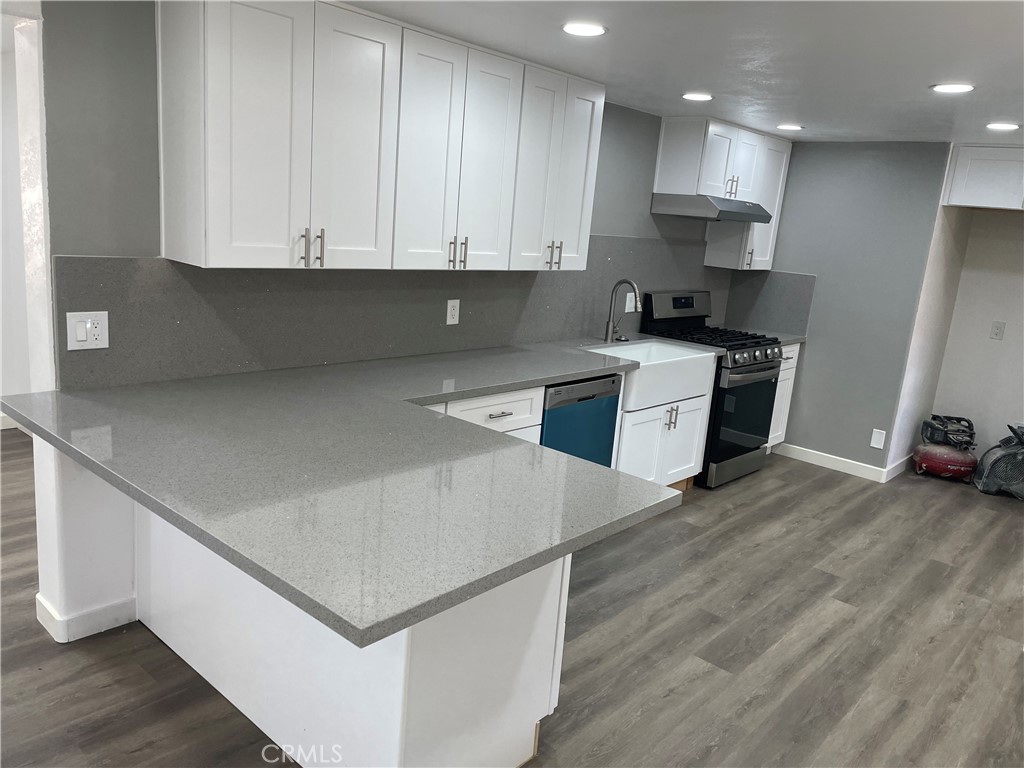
<box><xmin>704</xmin><ymin>362</ymin><xmax>780</xmax><ymax>484</ymax></box>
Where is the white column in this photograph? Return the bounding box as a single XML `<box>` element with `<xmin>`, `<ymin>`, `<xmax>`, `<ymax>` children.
<box><xmin>32</xmin><ymin>437</ymin><xmax>136</xmax><ymax>642</ymax></box>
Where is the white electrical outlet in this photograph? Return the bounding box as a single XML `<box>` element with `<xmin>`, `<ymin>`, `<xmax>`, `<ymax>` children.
<box><xmin>990</xmin><ymin>321</ymin><xmax>1006</xmax><ymax>341</ymax></box>
<box><xmin>446</xmin><ymin>299</ymin><xmax>460</xmax><ymax>325</ymax></box>
<box><xmin>66</xmin><ymin>311</ymin><xmax>109</xmax><ymax>350</ymax></box>
<box><xmin>870</xmin><ymin>429</ymin><xmax>886</xmax><ymax>450</ymax></box>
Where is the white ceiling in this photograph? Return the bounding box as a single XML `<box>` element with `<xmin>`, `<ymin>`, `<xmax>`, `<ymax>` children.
<box><xmin>355</xmin><ymin>1</ymin><xmax>1024</xmax><ymax>144</ymax></box>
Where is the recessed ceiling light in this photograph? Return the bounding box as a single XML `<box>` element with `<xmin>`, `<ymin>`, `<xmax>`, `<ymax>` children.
<box><xmin>562</xmin><ymin>22</ymin><xmax>606</xmax><ymax>37</ymax></box>
<box><xmin>987</xmin><ymin>122</ymin><xmax>1021</xmax><ymax>131</ymax></box>
<box><xmin>682</xmin><ymin>92</ymin><xmax>713</xmax><ymax>102</ymax></box>
<box><xmin>777</xmin><ymin>124</ymin><xmax>803</xmax><ymax>131</ymax></box>
<box><xmin>930</xmin><ymin>83</ymin><xmax>974</xmax><ymax>94</ymax></box>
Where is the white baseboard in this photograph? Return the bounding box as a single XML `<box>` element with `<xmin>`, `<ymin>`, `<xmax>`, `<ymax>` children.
<box><xmin>36</xmin><ymin>592</ymin><xmax>136</xmax><ymax>643</ymax></box>
<box><xmin>773</xmin><ymin>443</ymin><xmax>909</xmax><ymax>484</ymax></box>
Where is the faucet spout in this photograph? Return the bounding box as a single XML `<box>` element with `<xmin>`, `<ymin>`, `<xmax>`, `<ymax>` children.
<box><xmin>605</xmin><ymin>279</ymin><xmax>642</xmax><ymax>343</ymax></box>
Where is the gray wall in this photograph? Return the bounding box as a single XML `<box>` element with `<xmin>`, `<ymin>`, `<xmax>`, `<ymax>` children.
<box><xmin>42</xmin><ymin>2</ymin><xmax>729</xmax><ymax>389</ymax></box>
<box><xmin>771</xmin><ymin>142</ymin><xmax>948</xmax><ymax>468</ymax></box>
<box><xmin>42</xmin><ymin>1</ymin><xmax>159</xmax><ymax>257</ymax></box>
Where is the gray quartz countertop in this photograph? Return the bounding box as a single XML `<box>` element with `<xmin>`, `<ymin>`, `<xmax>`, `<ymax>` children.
<box><xmin>2</xmin><ymin>342</ymin><xmax>682</xmax><ymax>647</ymax></box>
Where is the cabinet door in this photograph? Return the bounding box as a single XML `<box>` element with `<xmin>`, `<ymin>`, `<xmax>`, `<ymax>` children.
<box><xmin>456</xmin><ymin>51</ymin><xmax>524</xmax><ymax>270</ymax></box>
<box><xmin>732</xmin><ymin>129</ymin><xmax>763</xmax><ymax>202</ymax></box>
<box><xmin>309</xmin><ymin>5</ymin><xmax>400</xmax><ymax>269</ymax></box>
<box><xmin>506</xmin><ymin>425</ymin><xmax>542</xmax><ymax>444</ymax></box>
<box><xmin>659</xmin><ymin>396</ymin><xmax>710</xmax><ymax>485</ymax></box>
<box><xmin>616</xmin><ymin>406</ymin><xmax>671</xmax><ymax>482</ymax></box>
<box><xmin>697</xmin><ymin>121</ymin><xmax>738</xmax><ymax>198</ymax></box>
<box><xmin>393</xmin><ymin>31</ymin><xmax>468</xmax><ymax>270</ymax></box>
<box><xmin>205</xmin><ymin>2</ymin><xmax>314</xmax><ymax>268</ymax></box>
<box><xmin>509</xmin><ymin>67</ymin><xmax>567</xmax><ymax>271</ymax></box>
<box><xmin>768</xmin><ymin>367</ymin><xmax>795</xmax><ymax>447</ymax></box>
<box><xmin>946</xmin><ymin>146</ymin><xmax>1024</xmax><ymax>210</ymax></box>
<box><xmin>551</xmin><ymin>78</ymin><xmax>604</xmax><ymax>271</ymax></box>
<box><xmin>747</xmin><ymin>136</ymin><xmax>791</xmax><ymax>270</ymax></box>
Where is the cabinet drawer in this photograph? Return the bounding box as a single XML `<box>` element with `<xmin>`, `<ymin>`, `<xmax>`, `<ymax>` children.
<box><xmin>446</xmin><ymin>387</ymin><xmax>544</xmax><ymax>432</ymax></box>
<box><xmin>781</xmin><ymin>344</ymin><xmax>800</xmax><ymax>371</ymax></box>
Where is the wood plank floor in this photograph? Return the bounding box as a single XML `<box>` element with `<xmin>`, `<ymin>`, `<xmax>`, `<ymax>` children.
<box><xmin>2</xmin><ymin>428</ymin><xmax>1021</xmax><ymax>767</ymax></box>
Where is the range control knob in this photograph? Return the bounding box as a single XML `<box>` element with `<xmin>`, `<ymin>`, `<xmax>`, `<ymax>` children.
<box><xmin>754</xmin><ymin>349</ymin><xmax>763</xmax><ymax>361</ymax></box>
<box><xmin>733</xmin><ymin>352</ymin><xmax>743</xmax><ymax>364</ymax></box>
<box><xmin>766</xmin><ymin>348</ymin><xmax>774</xmax><ymax>358</ymax></box>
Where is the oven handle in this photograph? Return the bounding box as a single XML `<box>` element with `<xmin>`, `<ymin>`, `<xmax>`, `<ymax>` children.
<box><xmin>721</xmin><ymin>363</ymin><xmax>781</xmax><ymax>388</ymax></box>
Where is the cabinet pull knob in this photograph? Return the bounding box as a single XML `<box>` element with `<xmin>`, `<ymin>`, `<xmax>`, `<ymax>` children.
<box><xmin>314</xmin><ymin>228</ymin><xmax>326</xmax><ymax>267</ymax></box>
<box><xmin>299</xmin><ymin>227</ymin><xmax>311</xmax><ymax>268</ymax></box>
<box><xmin>448</xmin><ymin>237</ymin><xmax>457</xmax><ymax>269</ymax></box>
<box><xmin>488</xmin><ymin>411</ymin><xmax>513</xmax><ymax>420</ymax></box>
<box><xmin>555</xmin><ymin>241</ymin><xmax>564</xmax><ymax>269</ymax></box>
<box><xmin>460</xmin><ymin>237</ymin><xmax>469</xmax><ymax>269</ymax></box>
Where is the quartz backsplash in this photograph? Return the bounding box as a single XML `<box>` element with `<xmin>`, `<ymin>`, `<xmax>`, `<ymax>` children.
<box><xmin>53</xmin><ymin>232</ymin><xmax>733</xmax><ymax>390</ymax></box>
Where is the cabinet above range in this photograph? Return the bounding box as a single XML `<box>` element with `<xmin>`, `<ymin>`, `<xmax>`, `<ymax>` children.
<box><xmin>652</xmin><ymin>117</ymin><xmax>792</xmax><ymax>272</ymax></box>
<box><xmin>157</xmin><ymin>1</ymin><xmax>604</xmax><ymax>272</ymax></box>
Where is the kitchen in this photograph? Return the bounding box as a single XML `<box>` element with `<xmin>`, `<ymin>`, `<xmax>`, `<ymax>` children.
<box><xmin>1</xmin><ymin>1</ymin><xmax>1022</xmax><ymax>767</ymax></box>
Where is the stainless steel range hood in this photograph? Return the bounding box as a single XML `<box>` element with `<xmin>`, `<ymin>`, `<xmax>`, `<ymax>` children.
<box><xmin>650</xmin><ymin>193</ymin><xmax>772</xmax><ymax>223</ymax></box>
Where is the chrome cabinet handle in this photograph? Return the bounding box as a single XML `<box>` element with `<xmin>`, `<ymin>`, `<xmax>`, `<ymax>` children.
<box><xmin>448</xmin><ymin>237</ymin><xmax>457</xmax><ymax>269</ymax></box>
<box><xmin>555</xmin><ymin>240</ymin><xmax>564</xmax><ymax>269</ymax></box>
<box><xmin>488</xmin><ymin>411</ymin><xmax>513</xmax><ymax>420</ymax></box>
<box><xmin>666</xmin><ymin>405</ymin><xmax>678</xmax><ymax>430</ymax></box>
<box><xmin>733</xmin><ymin>175</ymin><xmax>741</xmax><ymax>197</ymax></box>
<box><xmin>726</xmin><ymin>177</ymin><xmax>733</xmax><ymax>198</ymax></box>
<box><xmin>671</xmin><ymin>405</ymin><xmax>679</xmax><ymax>429</ymax></box>
<box><xmin>314</xmin><ymin>228</ymin><xmax>326</xmax><ymax>267</ymax></box>
<box><xmin>299</xmin><ymin>227</ymin><xmax>311</xmax><ymax>268</ymax></box>
<box><xmin>782</xmin><ymin>356</ymin><xmax>795</xmax><ymax>361</ymax></box>
<box><xmin>746</xmin><ymin>248</ymin><xmax>754</xmax><ymax>269</ymax></box>
<box><xmin>460</xmin><ymin>237</ymin><xmax>468</xmax><ymax>269</ymax></box>
<box><xmin>545</xmin><ymin>241</ymin><xmax>555</xmax><ymax>269</ymax></box>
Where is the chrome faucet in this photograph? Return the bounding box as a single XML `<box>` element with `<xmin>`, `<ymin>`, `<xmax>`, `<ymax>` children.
<box><xmin>605</xmin><ymin>279</ymin><xmax>641</xmax><ymax>343</ymax></box>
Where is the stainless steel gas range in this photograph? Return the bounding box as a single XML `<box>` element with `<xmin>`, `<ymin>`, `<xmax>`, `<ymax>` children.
<box><xmin>640</xmin><ymin>290</ymin><xmax>782</xmax><ymax>488</ymax></box>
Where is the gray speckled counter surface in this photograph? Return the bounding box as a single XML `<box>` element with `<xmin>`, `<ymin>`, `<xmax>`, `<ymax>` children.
<box><xmin>2</xmin><ymin>342</ymin><xmax>682</xmax><ymax>647</ymax></box>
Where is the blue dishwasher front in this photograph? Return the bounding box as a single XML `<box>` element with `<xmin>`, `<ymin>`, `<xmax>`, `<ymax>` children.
<box><xmin>540</xmin><ymin>375</ymin><xmax>623</xmax><ymax>468</ymax></box>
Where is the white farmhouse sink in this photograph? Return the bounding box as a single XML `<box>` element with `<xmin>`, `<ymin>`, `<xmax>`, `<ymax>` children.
<box><xmin>588</xmin><ymin>340</ymin><xmax>717</xmax><ymax>411</ymax></box>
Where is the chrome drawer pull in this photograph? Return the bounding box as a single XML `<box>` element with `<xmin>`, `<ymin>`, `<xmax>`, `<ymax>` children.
<box><xmin>488</xmin><ymin>411</ymin><xmax>514</xmax><ymax>419</ymax></box>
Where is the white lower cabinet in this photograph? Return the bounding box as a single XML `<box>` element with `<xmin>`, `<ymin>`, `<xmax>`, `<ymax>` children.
<box><xmin>768</xmin><ymin>344</ymin><xmax>801</xmax><ymax>448</ymax></box>
<box><xmin>617</xmin><ymin>395</ymin><xmax>710</xmax><ymax>485</ymax></box>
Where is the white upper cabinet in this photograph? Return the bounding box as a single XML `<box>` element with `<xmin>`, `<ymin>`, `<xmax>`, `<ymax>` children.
<box><xmin>309</xmin><ymin>5</ymin><xmax>401</xmax><ymax>269</ymax></box>
<box><xmin>392</xmin><ymin>31</ymin><xmax>468</xmax><ymax>270</ymax></box>
<box><xmin>456</xmin><ymin>51</ymin><xmax>524</xmax><ymax>270</ymax></box>
<box><xmin>204</xmin><ymin>1</ymin><xmax>315</xmax><ymax>268</ymax></box>
<box><xmin>744</xmin><ymin>136</ymin><xmax>791</xmax><ymax>270</ymax></box>
<box><xmin>552</xmin><ymin>79</ymin><xmax>605</xmax><ymax>271</ymax></box>
<box><xmin>159</xmin><ymin>2</ymin><xmax>604</xmax><ymax>272</ymax></box>
<box><xmin>695</xmin><ymin>121</ymin><xmax>762</xmax><ymax>201</ymax></box>
<box><xmin>944</xmin><ymin>145</ymin><xmax>1024</xmax><ymax>211</ymax></box>
<box><xmin>655</xmin><ymin>117</ymin><xmax>791</xmax><ymax>271</ymax></box>
<box><xmin>509</xmin><ymin>68</ymin><xmax>567</xmax><ymax>271</ymax></box>
<box><xmin>509</xmin><ymin>72</ymin><xmax>604</xmax><ymax>271</ymax></box>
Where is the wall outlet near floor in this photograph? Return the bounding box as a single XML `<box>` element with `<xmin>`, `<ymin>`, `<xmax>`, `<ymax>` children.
<box><xmin>870</xmin><ymin>428</ymin><xmax>886</xmax><ymax>450</ymax></box>
<box><xmin>66</xmin><ymin>311</ymin><xmax>109</xmax><ymax>350</ymax></box>
<box><xmin>990</xmin><ymin>321</ymin><xmax>1006</xmax><ymax>341</ymax></box>
<box><xmin>446</xmin><ymin>299</ymin><xmax>460</xmax><ymax>326</ymax></box>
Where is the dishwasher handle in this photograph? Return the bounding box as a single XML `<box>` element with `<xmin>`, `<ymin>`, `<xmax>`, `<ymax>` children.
<box><xmin>544</xmin><ymin>374</ymin><xmax>623</xmax><ymax>410</ymax></box>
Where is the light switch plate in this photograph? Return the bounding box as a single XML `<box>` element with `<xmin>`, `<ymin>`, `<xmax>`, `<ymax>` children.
<box><xmin>990</xmin><ymin>321</ymin><xmax>1006</xmax><ymax>341</ymax></box>
<box><xmin>66</xmin><ymin>311</ymin><xmax>109</xmax><ymax>350</ymax></box>
<box><xmin>870</xmin><ymin>429</ymin><xmax>886</xmax><ymax>450</ymax></box>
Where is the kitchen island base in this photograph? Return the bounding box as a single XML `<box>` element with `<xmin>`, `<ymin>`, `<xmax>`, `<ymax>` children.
<box><xmin>32</xmin><ymin>439</ymin><xmax>571</xmax><ymax>767</ymax></box>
